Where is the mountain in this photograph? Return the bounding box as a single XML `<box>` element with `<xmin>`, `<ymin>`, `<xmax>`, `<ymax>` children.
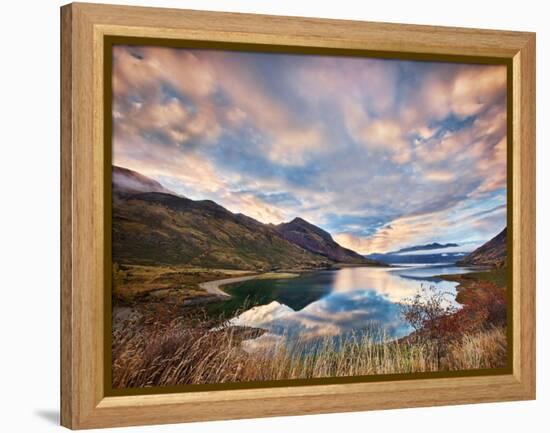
<box><xmin>457</xmin><ymin>228</ymin><xmax>507</xmax><ymax>267</ymax></box>
<box><xmin>112</xmin><ymin>165</ymin><xmax>174</xmax><ymax>195</ymax></box>
<box><xmin>112</xmin><ymin>191</ymin><xmax>334</xmax><ymax>270</ymax></box>
<box><xmin>112</xmin><ymin>166</ymin><xmax>384</xmax><ymax>270</ymax></box>
<box><xmin>389</xmin><ymin>242</ymin><xmax>459</xmax><ymax>254</ymax></box>
<box><xmin>366</xmin><ymin>252</ymin><xmax>468</xmax><ymax>265</ymax></box>
<box><xmin>275</xmin><ymin>217</ymin><xmax>381</xmax><ymax>265</ymax></box>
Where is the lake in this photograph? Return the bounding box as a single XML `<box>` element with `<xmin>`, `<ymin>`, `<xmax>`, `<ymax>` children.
<box><xmin>217</xmin><ymin>264</ymin><xmax>478</xmax><ymax>352</ymax></box>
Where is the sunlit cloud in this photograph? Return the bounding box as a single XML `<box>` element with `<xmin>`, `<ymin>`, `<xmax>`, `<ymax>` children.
<box><xmin>334</xmin><ymin>211</ymin><xmax>451</xmax><ymax>254</ymax></box>
<box><xmin>112</xmin><ymin>45</ymin><xmax>507</xmax><ymax>253</ymax></box>
<box><xmin>228</xmin><ymin>289</ymin><xmax>411</xmax><ymax>348</ymax></box>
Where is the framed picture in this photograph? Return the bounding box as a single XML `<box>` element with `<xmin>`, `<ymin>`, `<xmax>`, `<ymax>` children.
<box><xmin>60</xmin><ymin>3</ymin><xmax>536</xmax><ymax>429</ymax></box>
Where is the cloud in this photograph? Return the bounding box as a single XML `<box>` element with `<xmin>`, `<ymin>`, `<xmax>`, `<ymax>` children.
<box><xmin>229</xmin><ymin>301</ymin><xmax>294</xmax><ymax>329</ymax></box>
<box><xmin>112</xmin><ymin>52</ymin><xmax>222</xmax><ymax>152</ymax></box>
<box><xmin>424</xmin><ymin>170</ymin><xmax>455</xmax><ymax>182</ymax></box>
<box><xmin>113</xmin><ymin>134</ymin><xmax>233</xmax><ymax>197</ymax></box>
<box><xmin>221</xmin><ymin>191</ymin><xmax>288</xmax><ymax>224</ymax></box>
<box><xmin>346</xmin><ymin>110</ymin><xmax>411</xmax><ymax>164</ymax></box>
<box><xmin>334</xmin><ymin>211</ymin><xmax>451</xmax><ymax>254</ymax></box>
<box><xmin>112</xmin><ymin>46</ymin><xmax>507</xmax><ymax>252</ymax></box>
<box><xmin>227</xmin><ymin>289</ymin><xmax>411</xmax><ymax>350</ymax></box>
<box><xmin>451</xmin><ymin>66</ymin><xmax>507</xmax><ymax>117</ymax></box>
<box><xmin>113</xmin><ymin>46</ymin><xmax>331</xmax><ymax>168</ymax></box>
<box><xmin>334</xmin><ymin>192</ymin><xmax>507</xmax><ymax>254</ymax></box>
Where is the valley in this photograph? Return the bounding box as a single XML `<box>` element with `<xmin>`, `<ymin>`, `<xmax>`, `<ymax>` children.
<box><xmin>110</xmin><ymin>166</ymin><xmax>509</xmax><ymax>388</ymax></box>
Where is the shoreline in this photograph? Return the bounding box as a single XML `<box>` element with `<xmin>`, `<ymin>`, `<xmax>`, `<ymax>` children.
<box><xmin>199</xmin><ymin>272</ymin><xmax>299</xmax><ymax>298</ymax></box>
<box><xmin>200</xmin><ymin>263</ymin><xmax>464</xmax><ymax>300</ymax></box>
<box><xmin>198</xmin><ymin>263</ymin><xmax>393</xmax><ymax>299</ymax></box>
<box><xmin>199</xmin><ymin>274</ymin><xmax>259</xmax><ymax>298</ymax></box>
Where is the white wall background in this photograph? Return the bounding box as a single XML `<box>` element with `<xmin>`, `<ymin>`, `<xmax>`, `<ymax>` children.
<box><xmin>1</xmin><ymin>0</ymin><xmax>546</xmax><ymax>431</ymax></box>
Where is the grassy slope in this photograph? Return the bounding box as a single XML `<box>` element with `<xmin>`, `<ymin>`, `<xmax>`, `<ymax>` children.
<box><xmin>113</xmin><ymin>264</ymin><xmax>299</xmax><ymax>305</ymax></box>
<box><xmin>113</xmin><ymin>264</ymin><xmax>255</xmax><ymax>303</ymax></box>
<box><xmin>457</xmin><ymin>228</ymin><xmax>507</xmax><ymax>267</ymax></box>
<box><xmin>112</xmin><ymin>193</ymin><xmax>331</xmax><ymax>271</ymax></box>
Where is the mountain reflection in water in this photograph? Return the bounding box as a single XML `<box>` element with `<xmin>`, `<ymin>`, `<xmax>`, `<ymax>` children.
<box><xmin>224</xmin><ymin>264</ymin><xmax>476</xmax><ymax>352</ymax></box>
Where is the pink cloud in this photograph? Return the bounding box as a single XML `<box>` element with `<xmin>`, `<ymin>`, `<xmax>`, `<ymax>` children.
<box><xmin>112</xmin><ymin>46</ymin><xmax>507</xmax><ymax>247</ymax></box>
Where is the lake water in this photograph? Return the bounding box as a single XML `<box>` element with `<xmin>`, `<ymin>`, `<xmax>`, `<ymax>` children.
<box><xmin>221</xmin><ymin>264</ymin><xmax>477</xmax><ymax>352</ymax></box>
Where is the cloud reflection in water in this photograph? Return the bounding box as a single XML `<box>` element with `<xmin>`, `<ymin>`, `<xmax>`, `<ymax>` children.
<box><xmin>227</xmin><ymin>265</ymin><xmax>466</xmax><ymax>353</ymax></box>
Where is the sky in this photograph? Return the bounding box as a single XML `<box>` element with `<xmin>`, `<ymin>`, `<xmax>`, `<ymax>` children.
<box><xmin>112</xmin><ymin>45</ymin><xmax>507</xmax><ymax>254</ymax></box>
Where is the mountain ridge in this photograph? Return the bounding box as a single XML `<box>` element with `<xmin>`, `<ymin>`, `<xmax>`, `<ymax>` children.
<box><xmin>112</xmin><ymin>166</ymin><xmax>381</xmax><ymax>270</ymax></box>
<box><xmin>275</xmin><ymin>217</ymin><xmax>380</xmax><ymax>265</ymax></box>
<box><xmin>388</xmin><ymin>242</ymin><xmax>459</xmax><ymax>255</ymax></box>
<box><xmin>112</xmin><ymin>190</ymin><xmax>331</xmax><ymax>270</ymax></box>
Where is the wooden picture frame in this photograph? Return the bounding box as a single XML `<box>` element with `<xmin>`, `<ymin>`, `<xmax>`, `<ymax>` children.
<box><xmin>61</xmin><ymin>2</ymin><xmax>536</xmax><ymax>429</ymax></box>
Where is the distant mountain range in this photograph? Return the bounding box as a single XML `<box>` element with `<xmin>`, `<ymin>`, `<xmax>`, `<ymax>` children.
<box><xmin>389</xmin><ymin>242</ymin><xmax>459</xmax><ymax>254</ymax></box>
<box><xmin>366</xmin><ymin>241</ymin><xmax>467</xmax><ymax>265</ymax></box>
<box><xmin>112</xmin><ymin>166</ymin><xmax>382</xmax><ymax>270</ymax></box>
<box><xmin>366</xmin><ymin>229</ymin><xmax>507</xmax><ymax>267</ymax></box>
<box><xmin>457</xmin><ymin>228</ymin><xmax>507</xmax><ymax>267</ymax></box>
<box><xmin>365</xmin><ymin>252</ymin><xmax>468</xmax><ymax>265</ymax></box>
<box><xmin>366</xmin><ymin>241</ymin><xmax>466</xmax><ymax>265</ymax></box>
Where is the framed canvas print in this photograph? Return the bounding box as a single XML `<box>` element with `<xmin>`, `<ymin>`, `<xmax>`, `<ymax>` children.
<box><xmin>60</xmin><ymin>3</ymin><xmax>536</xmax><ymax>429</ymax></box>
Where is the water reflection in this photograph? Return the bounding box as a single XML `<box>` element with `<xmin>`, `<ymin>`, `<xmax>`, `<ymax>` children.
<box><xmin>332</xmin><ymin>265</ymin><xmax>462</xmax><ymax>302</ymax></box>
<box><xmin>227</xmin><ymin>264</ymin><xmax>474</xmax><ymax>351</ymax></box>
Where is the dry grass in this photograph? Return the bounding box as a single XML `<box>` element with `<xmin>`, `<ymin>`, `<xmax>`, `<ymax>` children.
<box><xmin>112</xmin><ymin>310</ymin><xmax>507</xmax><ymax>389</ymax></box>
<box><xmin>112</xmin><ymin>263</ymin><xmax>253</xmax><ymax>302</ymax></box>
<box><xmin>445</xmin><ymin>327</ymin><xmax>508</xmax><ymax>370</ymax></box>
<box><xmin>112</xmin><ymin>272</ymin><xmax>509</xmax><ymax>389</ymax></box>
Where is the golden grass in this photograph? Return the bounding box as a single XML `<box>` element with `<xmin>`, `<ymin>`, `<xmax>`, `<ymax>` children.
<box><xmin>112</xmin><ymin>263</ymin><xmax>254</xmax><ymax>301</ymax></box>
<box><xmin>445</xmin><ymin>327</ymin><xmax>508</xmax><ymax>370</ymax></box>
<box><xmin>112</xmin><ymin>269</ymin><xmax>508</xmax><ymax>388</ymax></box>
<box><xmin>112</xmin><ymin>263</ymin><xmax>301</xmax><ymax>306</ymax></box>
<box><xmin>112</xmin><ymin>312</ymin><xmax>507</xmax><ymax>389</ymax></box>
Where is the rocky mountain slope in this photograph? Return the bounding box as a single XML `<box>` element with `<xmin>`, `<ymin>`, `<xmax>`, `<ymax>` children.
<box><xmin>457</xmin><ymin>228</ymin><xmax>507</xmax><ymax>267</ymax></box>
<box><xmin>276</xmin><ymin>217</ymin><xmax>380</xmax><ymax>265</ymax></box>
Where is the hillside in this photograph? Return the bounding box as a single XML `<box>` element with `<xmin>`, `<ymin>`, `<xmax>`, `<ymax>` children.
<box><xmin>112</xmin><ymin>191</ymin><xmax>334</xmax><ymax>270</ymax></box>
<box><xmin>276</xmin><ymin>217</ymin><xmax>381</xmax><ymax>265</ymax></box>
<box><xmin>457</xmin><ymin>228</ymin><xmax>507</xmax><ymax>267</ymax></box>
<box><xmin>112</xmin><ymin>166</ymin><xmax>389</xmax><ymax>270</ymax></box>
